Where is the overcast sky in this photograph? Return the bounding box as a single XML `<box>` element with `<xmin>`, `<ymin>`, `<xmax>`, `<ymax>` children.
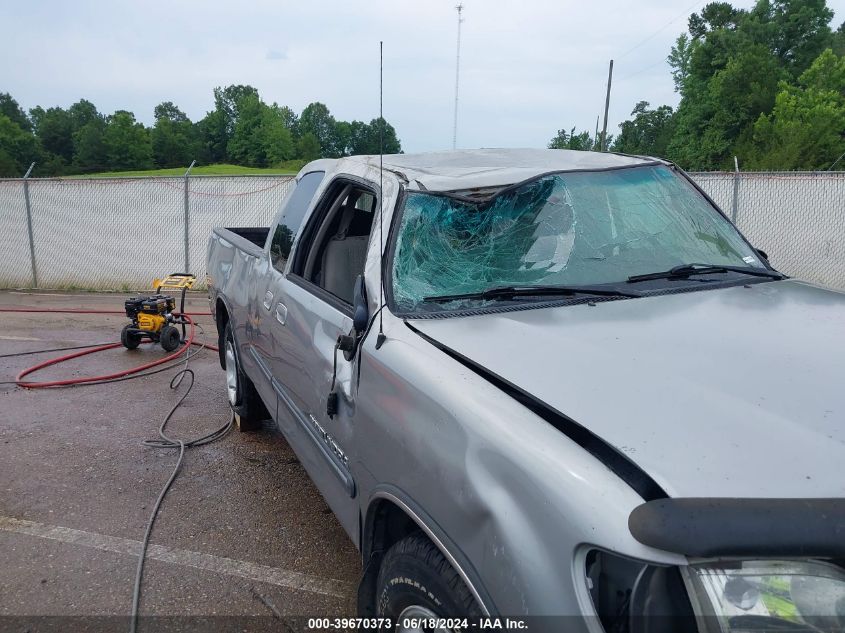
<box><xmin>3</xmin><ymin>0</ymin><xmax>844</xmax><ymax>154</ymax></box>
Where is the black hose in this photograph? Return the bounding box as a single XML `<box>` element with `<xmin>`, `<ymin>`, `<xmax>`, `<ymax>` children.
<box><xmin>2</xmin><ymin>324</ymin><xmax>233</xmax><ymax>633</ymax></box>
<box><xmin>0</xmin><ymin>342</ymin><xmax>114</xmax><ymax>359</ymax></box>
<box><xmin>129</xmin><ymin>366</ymin><xmax>233</xmax><ymax>633</ymax></box>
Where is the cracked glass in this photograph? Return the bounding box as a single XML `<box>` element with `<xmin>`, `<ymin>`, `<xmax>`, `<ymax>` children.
<box><xmin>391</xmin><ymin>165</ymin><xmax>763</xmax><ymax>312</ymax></box>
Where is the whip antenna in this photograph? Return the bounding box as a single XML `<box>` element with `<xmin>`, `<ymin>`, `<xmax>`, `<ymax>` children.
<box><xmin>376</xmin><ymin>40</ymin><xmax>387</xmax><ymax>350</ymax></box>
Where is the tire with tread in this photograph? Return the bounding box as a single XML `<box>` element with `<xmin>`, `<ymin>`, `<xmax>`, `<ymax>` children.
<box><xmin>376</xmin><ymin>532</ymin><xmax>483</xmax><ymax>623</ymax></box>
<box><xmin>223</xmin><ymin>321</ymin><xmax>267</xmax><ymax>431</ymax></box>
<box><xmin>121</xmin><ymin>324</ymin><xmax>142</xmax><ymax>350</ymax></box>
<box><xmin>159</xmin><ymin>325</ymin><xmax>181</xmax><ymax>352</ymax></box>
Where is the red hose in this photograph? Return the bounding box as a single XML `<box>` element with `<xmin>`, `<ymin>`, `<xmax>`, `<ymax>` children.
<box><xmin>1</xmin><ymin>308</ymin><xmax>218</xmax><ymax>389</ymax></box>
<box><xmin>0</xmin><ymin>308</ymin><xmax>211</xmax><ymax>316</ymax></box>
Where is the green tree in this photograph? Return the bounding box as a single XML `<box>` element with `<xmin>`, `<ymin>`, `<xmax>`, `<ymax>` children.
<box><xmin>196</xmin><ymin>109</ymin><xmax>228</xmax><ymax>164</ymax></box>
<box><xmin>670</xmin><ymin>45</ymin><xmax>786</xmax><ymax>168</ymax></box>
<box><xmin>668</xmin><ymin>34</ymin><xmax>699</xmax><ymax>93</ymax></box>
<box><xmin>151</xmin><ymin>101</ymin><xmax>199</xmax><ymax>167</ymax></box>
<box><xmin>753</xmin><ymin>0</ymin><xmax>834</xmax><ymax>74</ymax></box>
<box><xmin>0</xmin><ymin>88</ymin><xmax>401</xmax><ymax>173</ymax></box>
<box><xmin>613</xmin><ymin>102</ymin><xmax>676</xmax><ymax>157</ymax></box>
<box><xmin>154</xmin><ymin>101</ymin><xmax>188</xmax><ymax>123</ymax></box>
<box><xmin>299</xmin><ymin>102</ymin><xmax>339</xmax><ymax>157</ymax></box>
<box><xmin>226</xmin><ymin>94</ymin><xmax>264</xmax><ymax>165</ymax></box>
<box><xmin>833</xmin><ymin>21</ymin><xmax>845</xmax><ymax>55</ymax></box>
<box><xmin>333</xmin><ymin>120</ymin><xmax>352</xmax><ymax>156</ymax></box>
<box><xmin>747</xmin><ymin>48</ymin><xmax>845</xmax><ymax>169</ymax></box>
<box><xmin>227</xmin><ymin>96</ymin><xmax>295</xmax><ymax>166</ymax></box>
<box><xmin>657</xmin><ymin>0</ymin><xmax>840</xmax><ymax>169</ymax></box>
<box><xmin>340</xmin><ymin>118</ymin><xmax>402</xmax><ymax>155</ymax></box>
<box><xmin>688</xmin><ymin>2</ymin><xmax>745</xmax><ymax>38</ymax></box>
<box><xmin>102</xmin><ymin>110</ymin><xmax>153</xmax><ymax>171</ymax></box>
<box><xmin>0</xmin><ymin>93</ymin><xmax>32</xmax><ymax>132</ymax></box>
<box><xmin>343</xmin><ymin>120</ymin><xmax>369</xmax><ymax>155</ymax></box>
<box><xmin>372</xmin><ymin>117</ymin><xmax>402</xmax><ymax>154</ymax></box>
<box><xmin>214</xmin><ymin>85</ymin><xmax>259</xmax><ymax>133</ymax></box>
<box><xmin>72</xmin><ymin>119</ymin><xmax>107</xmax><ymax>173</ymax></box>
<box><xmin>548</xmin><ymin>127</ymin><xmax>600</xmax><ymax>151</ymax></box>
<box><xmin>33</xmin><ymin>106</ymin><xmax>75</xmax><ymax>165</ymax></box>
<box><xmin>0</xmin><ymin>113</ymin><xmax>39</xmax><ymax>177</ymax></box>
<box><xmin>296</xmin><ymin>132</ymin><xmax>321</xmax><ymax>162</ymax></box>
<box><xmin>197</xmin><ymin>85</ymin><xmax>259</xmax><ymax>164</ymax></box>
<box><xmin>278</xmin><ymin>105</ymin><xmax>298</xmax><ymax>136</ymax></box>
<box><xmin>68</xmin><ymin>99</ymin><xmax>101</xmax><ymax>131</ymax></box>
<box><xmin>263</xmin><ymin>104</ymin><xmax>296</xmax><ymax>164</ymax></box>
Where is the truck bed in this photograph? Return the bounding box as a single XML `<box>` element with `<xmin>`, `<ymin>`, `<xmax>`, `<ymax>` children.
<box><xmin>211</xmin><ymin>227</ymin><xmax>269</xmax><ymax>258</ymax></box>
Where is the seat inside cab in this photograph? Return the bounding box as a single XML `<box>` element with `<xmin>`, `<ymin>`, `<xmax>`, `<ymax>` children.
<box><xmin>310</xmin><ymin>189</ymin><xmax>375</xmax><ymax>305</ymax></box>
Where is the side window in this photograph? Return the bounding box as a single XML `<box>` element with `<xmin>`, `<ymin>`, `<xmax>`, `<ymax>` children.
<box><xmin>269</xmin><ymin>171</ymin><xmax>325</xmax><ymax>272</ymax></box>
<box><xmin>294</xmin><ymin>181</ymin><xmax>377</xmax><ymax>305</ymax></box>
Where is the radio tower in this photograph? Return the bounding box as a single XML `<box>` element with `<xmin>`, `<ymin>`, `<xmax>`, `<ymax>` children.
<box><xmin>452</xmin><ymin>3</ymin><xmax>464</xmax><ymax>149</ymax></box>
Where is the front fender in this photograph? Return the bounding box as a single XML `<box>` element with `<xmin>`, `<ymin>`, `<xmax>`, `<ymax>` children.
<box><xmin>362</xmin><ymin>484</ymin><xmax>496</xmax><ymax>615</ymax></box>
<box><xmin>353</xmin><ymin>314</ymin><xmax>684</xmax><ymax>619</ymax></box>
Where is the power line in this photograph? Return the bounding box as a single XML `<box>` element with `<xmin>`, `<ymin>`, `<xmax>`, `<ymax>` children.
<box><xmin>616</xmin><ymin>58</ymin><xmax>669</xmax><ymax>82</ymax></box>
<box><xmin>617</xmin><ymin>0</ymin><xmax>704</xmax><ymax>60</ymax></box>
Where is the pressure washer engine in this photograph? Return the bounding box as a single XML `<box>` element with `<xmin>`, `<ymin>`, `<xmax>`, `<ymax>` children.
<box><xmin>121</xmin><ymin>273</ymin><xmax>196</xmax><ymax>352</ymax></box>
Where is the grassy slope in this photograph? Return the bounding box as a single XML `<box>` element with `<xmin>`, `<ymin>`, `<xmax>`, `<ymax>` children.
<box><xmin>65</xmin><ymin>162</ymin><xmax>304</xmax><ymax>178</ymax></box>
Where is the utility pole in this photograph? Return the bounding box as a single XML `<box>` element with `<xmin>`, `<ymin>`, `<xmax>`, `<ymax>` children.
<box><xmin>600</xmin><ymin>59</ymin><xmax>614</xmax><ymax>152</ymax></box>
<box><xmin>452</xmin><ymin>3</ymin><xmax>464</xmax><ymax>150</ymax></box>
<box><xmin>594</xmin><ymin>115</ymin><xmax>600</xmax><ymax>151</ymax></box>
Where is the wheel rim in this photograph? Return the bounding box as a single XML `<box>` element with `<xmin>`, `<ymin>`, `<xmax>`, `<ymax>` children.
<box><xmin>396</xmin><ymin>605</ymin><xmax>454</xmax><ymax>633</ymax></box>
<box><xmin>224</xmin><ymin>341</ymin><xmax>238</xmax><ymax>406</ymax></box>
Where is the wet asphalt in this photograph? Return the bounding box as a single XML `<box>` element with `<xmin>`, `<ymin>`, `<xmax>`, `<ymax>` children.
<box><xmin>0</xmin><ymin>291</ymin><xmax>360</xmax><ymax>626</ymax></box>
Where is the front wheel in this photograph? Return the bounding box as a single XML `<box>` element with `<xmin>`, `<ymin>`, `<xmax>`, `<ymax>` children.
<box><xmin>377</xmin><ymin>533</ymin><xmax>483</xmax><ymax>631</ymax></box>
<box><xmin>159</xmin><ymin>324</ymin><xmax>181</xmax><ymax>352</ymax></box>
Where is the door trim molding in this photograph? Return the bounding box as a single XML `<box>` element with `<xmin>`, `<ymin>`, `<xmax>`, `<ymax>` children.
<box><xmin>250</xmin><ymin>346</ymin><xmax>356</xmax><ymax>497</ymax></box>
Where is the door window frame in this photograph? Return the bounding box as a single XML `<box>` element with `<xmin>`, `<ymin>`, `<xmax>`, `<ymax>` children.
<box><xmin>288</xmin><ymin>174</ymin><xmax>380</xmax><ymax>317</ymax></box>
<box><xmin>265</xmin><ymin>170</ymin><xmax>326</xmax><ymax>274</ymax></box>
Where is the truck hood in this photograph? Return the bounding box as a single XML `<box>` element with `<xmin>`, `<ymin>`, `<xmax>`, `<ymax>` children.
<box><xmin>410</xmin><ymin>280</ymin><xmax>845</xmax><ymax>499</ymax></box>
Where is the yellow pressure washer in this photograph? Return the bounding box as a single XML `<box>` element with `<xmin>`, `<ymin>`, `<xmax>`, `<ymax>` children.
<box><xmin>121</xmin><ymin>273</ymin><xmax>196</xmax><ymax>352</ymax></box>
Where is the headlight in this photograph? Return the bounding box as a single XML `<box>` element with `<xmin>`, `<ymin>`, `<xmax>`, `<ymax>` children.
<box><xmin>683</xmin><ymin>560</ymin><xmax>845</xmax><ymax>632</ymax></box>
<box><xmin>585</xmin><ymin>551</ymin><xmax>845</xmax><ymax>633</ymax></box>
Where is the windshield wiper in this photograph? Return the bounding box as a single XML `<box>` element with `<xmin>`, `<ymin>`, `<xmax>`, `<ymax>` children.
<box><xmin>627</xmin><ymin>263</ymin><xmax>786</xmax><ymax>284</ymax></box>
<box><xmin>422</xmin><ymin>284</ymin><xmax>641</xmax><ymax>303</ymax></box>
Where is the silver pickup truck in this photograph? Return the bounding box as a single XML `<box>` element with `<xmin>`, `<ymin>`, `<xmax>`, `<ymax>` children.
<box><xmin>207</xmin><ymin>149</ymin><xmax>845</xmax><ymax>633</ymax></box>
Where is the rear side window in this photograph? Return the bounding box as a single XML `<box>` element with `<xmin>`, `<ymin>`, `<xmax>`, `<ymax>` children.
<box><xmin>269</xmin><ymin>171</ymin><xmax>325</xmax><ymax>271</ymax></box>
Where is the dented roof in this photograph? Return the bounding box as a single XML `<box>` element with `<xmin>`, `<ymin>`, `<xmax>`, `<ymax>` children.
<box><xmin>351</xmin><ymin>148</ymin><xmax>663</xmax><ymax>192</ymax></box>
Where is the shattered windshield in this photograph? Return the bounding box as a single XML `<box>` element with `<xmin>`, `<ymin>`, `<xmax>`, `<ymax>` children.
<box><xmin>390</xmin><ymin>165</ymin><xmax>764</xmax><ymax>312</ymax></box>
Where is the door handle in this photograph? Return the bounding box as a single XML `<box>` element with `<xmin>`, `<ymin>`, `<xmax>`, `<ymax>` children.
<box><xmin>263</xmin><ymin>291</ymin><xmax>273</xmax><ymax>310</ymax></box>
<box><xmin>275</xmin><ymin>302</ymin><xmax>288</xmax><ymax>325</ymax></box>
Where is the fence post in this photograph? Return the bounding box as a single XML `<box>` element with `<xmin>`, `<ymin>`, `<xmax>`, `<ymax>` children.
<box><xmin>731</xmin><ymin>156</ymin><xmax>740</xmax><ymax>224</ymax></box>
<box><xmin>22</xmin><ymin>162</ymin><xmax>38</xmax><ymax>288</ymax></box>
<box><xmin>183</xmin><ymin>160</ymin><xmax>196</xmax><ymax>273</ymax></box>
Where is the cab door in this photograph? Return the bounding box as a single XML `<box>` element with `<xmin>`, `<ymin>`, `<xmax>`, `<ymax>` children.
<box><xmin>251</xmin><ymin>172</ymin><xmax>325</xmax><ymax>414</ymax></box>
<box><xmin>267</xmin><ymin>178</ymin><xmax>377</xmax><ymax>539</ymax></box>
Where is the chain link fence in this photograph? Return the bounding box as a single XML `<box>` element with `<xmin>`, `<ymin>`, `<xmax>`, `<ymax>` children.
<box><xmin>693</xmin><ymin>171</ymin><xmax>845</xmax><ymax>290</ymax></box>
<box><xmin>0</xmin><ymin>175</ymin><xmax>293</xmax><ymax>290</ymax></box>
<box><xmin>0</xmin><ymin>171</ymin><xmax>842</xmax><ymax>291</ymax></box>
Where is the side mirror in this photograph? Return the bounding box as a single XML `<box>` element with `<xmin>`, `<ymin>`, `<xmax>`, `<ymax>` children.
<box><xmin>352</xmin><ymin>275</ymin><xmax>369</xmax><ymax>333</ymax></box>
<box><xmin>755</xmin><ymin>248</ymin><xmax>769</xmax><ymax>261</ymax></box>
<box><xmin>337</xmin><ymin>275</ymin><xmax>369</xmax><ymax>362</ymax></box>
<box><xmin>328</xmin><ymin>275</ymin><xmax>370</xmax><ymax>416</ymax></box>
